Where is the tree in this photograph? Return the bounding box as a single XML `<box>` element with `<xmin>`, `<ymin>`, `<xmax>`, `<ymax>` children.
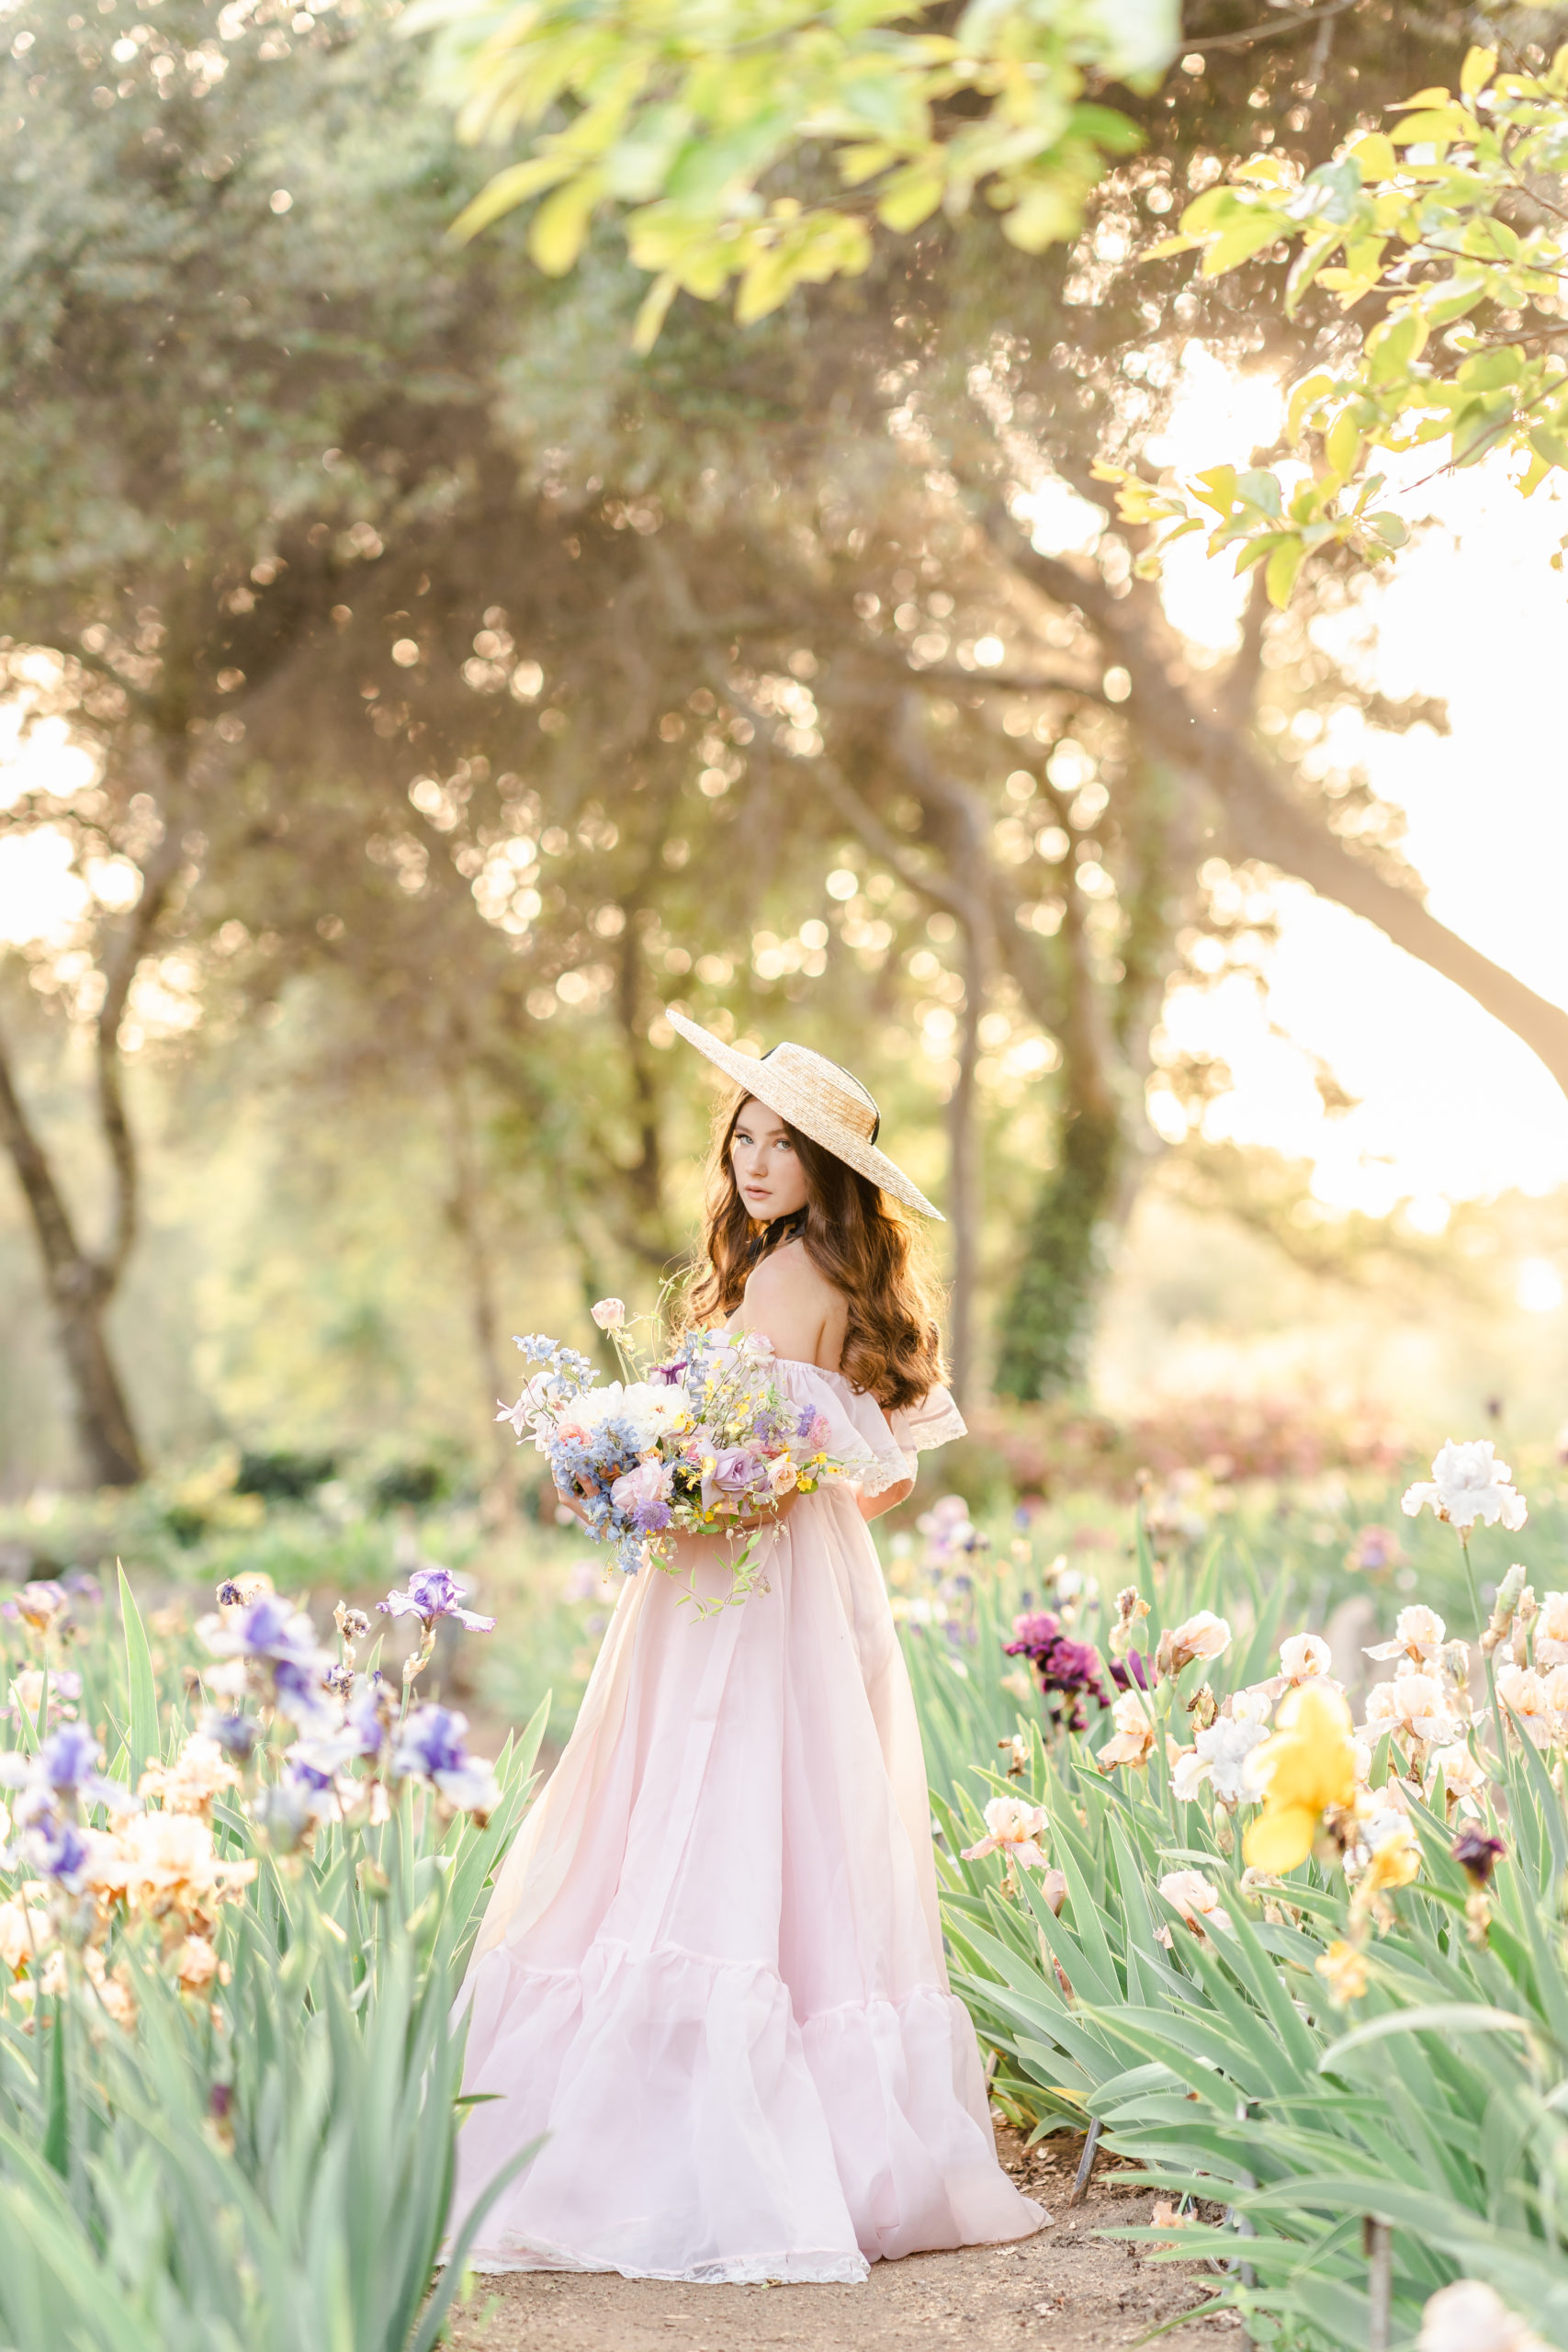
<box><xmin>1098</xmin><ymin>40</ymin><xmax>1568</xmax><ymax>600</ymax></box>
<box><xmin>11</xmin><ymin>0</ymin><xmax>1558</xmax><ymax>1485</ymax></box>
<box><xmin>413</xmin><ymin>0</ymin><xmax>1176</xmax><ymax>341</ymax></box>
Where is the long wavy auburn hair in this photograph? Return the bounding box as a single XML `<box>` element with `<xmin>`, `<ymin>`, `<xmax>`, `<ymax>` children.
<box><xmin>684</xmin><ymin>1087</ymin><xmax>946</xmax><ymax>1413</ymax></box>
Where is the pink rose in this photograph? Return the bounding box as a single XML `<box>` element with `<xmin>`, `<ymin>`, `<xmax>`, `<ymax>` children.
<box><xmin>610</xmin><ymin>1459</ymin><xmax>673</xmax><ymax>1532</ymax></box>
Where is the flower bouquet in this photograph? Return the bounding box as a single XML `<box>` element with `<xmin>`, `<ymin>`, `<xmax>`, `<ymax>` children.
<box><xmin>496</xmin><ymin>1302</ymin><xmax>848</xmax><ymax>1609</ymax></box>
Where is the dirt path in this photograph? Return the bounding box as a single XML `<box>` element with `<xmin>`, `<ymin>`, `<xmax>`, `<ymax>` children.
<box><xmin>445</xmin><ymin>2133</ymin><xmax>1238</xmax><ymax>2352</ymax></box>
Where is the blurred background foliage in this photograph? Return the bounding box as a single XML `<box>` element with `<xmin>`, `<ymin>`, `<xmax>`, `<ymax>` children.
<box><xmin>4</xmin><ymin>0</ymin><xmax>1568</xmax><ymax>1521</ymax></box>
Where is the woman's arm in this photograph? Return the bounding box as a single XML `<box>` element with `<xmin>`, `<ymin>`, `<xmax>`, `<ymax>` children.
<box><xmin>858</xmin><ymin>1475</ymin><xmax>914</xmax><ymax>1523</ymax></box>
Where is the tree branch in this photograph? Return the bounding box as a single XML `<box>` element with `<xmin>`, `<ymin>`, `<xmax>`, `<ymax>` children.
<box><xmin>987</xmin><ymin>520</ymin><xmax>1568</xmax><ymax>1099</ymax></box>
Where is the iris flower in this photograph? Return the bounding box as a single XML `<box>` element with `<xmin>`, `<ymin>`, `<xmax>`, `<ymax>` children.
<box><xmin>1242</xmin><ymin>1683</ymin><xmax>1359</xmax><ymax>1871</ymax></box>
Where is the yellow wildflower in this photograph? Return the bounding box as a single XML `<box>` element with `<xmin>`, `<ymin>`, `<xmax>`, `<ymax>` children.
<box><xmin>1314</xmin><ymin>1939</ymin><xmax>1368</xmax><ymax>2006</ymax></box>
<box><xmin>1242</xmin><ymin>1683</ymin><xmax>1359</xmax><ymax>1872</ymax></box>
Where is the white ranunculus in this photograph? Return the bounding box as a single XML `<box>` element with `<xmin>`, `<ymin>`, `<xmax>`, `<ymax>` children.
<box><xmin>1402</xmin><ymin>1441</ymin><xmax>1527</xmax><ymax>1534</ymax></box>
<box><xmin>575</xmin><ymin>1382</ymin><xmax>685</xmax><ymax>1449</ymax></box>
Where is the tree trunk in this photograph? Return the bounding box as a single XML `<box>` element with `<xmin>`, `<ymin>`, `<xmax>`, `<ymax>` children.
<box><xmin>998</xmin><ymin>526</ymin><xmax>1568</xmax><ymax>1099</ymax></box>
<box><xmin>994</xmin><ymin>1087</ymin><xmax>1122</xmax><ymax>1401</ymax></box>
<box><xmin>0</xmin><ymin>1025</ymin><xmax>145</xmax><ymax>1487</ymax></box>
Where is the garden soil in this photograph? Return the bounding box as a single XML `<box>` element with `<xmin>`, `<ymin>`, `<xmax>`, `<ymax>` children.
<box><xmin>446</xmin><ymin>2132</ymin><xmax>1242</xmax><ymax>2352</ymax></box>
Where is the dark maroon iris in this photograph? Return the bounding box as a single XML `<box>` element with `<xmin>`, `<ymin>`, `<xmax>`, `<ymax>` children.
<box><xmin>1004</xmin><ymin>1611</ymin><xmax>1111</xmax><ymax>1736</ymax></box>
<box><xmin>1450</xmin><ymin>1826</ymin><xmax>1506</xmax><ymax>1886</ymax></box>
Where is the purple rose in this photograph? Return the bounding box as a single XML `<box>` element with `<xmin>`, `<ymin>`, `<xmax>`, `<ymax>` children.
<box><xmin>701</xmin><ymin>1447</ymin><xmax>764</xmax><ymax>1515</ymax></box>
<box><xmin>610</xmin><ymin>1459</ymin><xmax>673</xmax><ymax>1532</ymax></box>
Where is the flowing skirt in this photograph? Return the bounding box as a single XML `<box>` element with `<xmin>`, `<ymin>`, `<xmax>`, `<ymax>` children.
<box><xmin>450</xmin><ymin>1475</ymin><xmax>1044</xmax><ymax>2283</ymax></box>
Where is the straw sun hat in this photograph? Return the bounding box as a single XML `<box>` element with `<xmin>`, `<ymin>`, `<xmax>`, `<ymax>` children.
<box><xmin>667</xmin><ymin>1009</ymin><xmax>943</xmax><ymax>1222</ymax></box>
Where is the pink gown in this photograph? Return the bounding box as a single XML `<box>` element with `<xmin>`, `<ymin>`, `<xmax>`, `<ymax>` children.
<box><xmin>450</xmin><ymin>1362</ymin><xmax>1045</xmax><ymax>2282</ymax></box>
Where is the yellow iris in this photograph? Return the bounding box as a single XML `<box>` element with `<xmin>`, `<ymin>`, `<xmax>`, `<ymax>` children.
<box><xmin>1243</xmin><ymin>1682</ymin><xmax>1359</xmax><ymax>1873</ymax></box>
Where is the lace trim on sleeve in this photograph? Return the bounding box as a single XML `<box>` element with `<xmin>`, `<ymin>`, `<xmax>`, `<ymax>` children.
<box><xmin>887</xmin><ymin>1385</ymin><xmax>968</xmax><ymax>1466</ymax></box>
<box><xmin>853</xmin><ymin>1445</ymin><xmax>921</xmax><ymax>1498</ymax></box>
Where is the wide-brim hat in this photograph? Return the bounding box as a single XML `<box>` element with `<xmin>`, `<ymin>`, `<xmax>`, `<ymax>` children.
<box><xmin>667</xmin><ymin>1010</ymin><xmax>943</xmax><ymax>1221</ymax></box>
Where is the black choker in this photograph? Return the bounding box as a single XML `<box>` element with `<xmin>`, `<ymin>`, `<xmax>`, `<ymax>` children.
<box><xmin>745</xmin><ymin>1208</ymin><xmax>807</xmax><ymax>1262</ymax></box>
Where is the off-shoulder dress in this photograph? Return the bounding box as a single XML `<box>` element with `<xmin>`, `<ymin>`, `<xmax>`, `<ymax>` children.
<box><xmin>448</xmin><ymin>1360</ymin><xmax>1045</xmax><ymax>2282</ymax></box>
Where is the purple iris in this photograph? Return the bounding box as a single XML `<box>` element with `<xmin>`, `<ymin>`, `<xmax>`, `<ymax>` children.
<box><xmin>230</xmin><ymin>1593</ymin><xmax>324</xmax><ymax>1668</ymax></box>
<box><xmin>1110</xmin><ymin>1649</ymin><xmax>1152</xmax><ymax>1693</ymax></box>
<box><xmin>343</xmin><ymin>1672</ymin><xmax>393</xmax><ymax>1757</ymax></box>
<box><xmin>378</xmin><ymin>1566</ymin><xmax>496</xmax><ymax>1634</ymax></box>
<box><xmin>651</xmin><ymin>1357</ymin><xmax>688</xmax><ymax>1387</ymax></box>
<box><xmin>202</xmin><ymin>1709</ymin><xmax>261</xmax><ymax>1762</ymax></box>
<box><xmin>36</xmin><ymin>1723</ymin><xmax>125</xmax><ymax>1808</ymax></box>
<box><xmin>272</xmin><ymin>1656</ymin><xmax>333</xmax><ymax>1726</ymax></box>
<box><xmin>1005</xmin><ymin>1611</ymin><xmax>1111</xmax><ymax>1736</ymax></box>
<box><xmin>389</xmin><ymin>1702</ymin><xmax>500</xmax><ymax>1817</ymax></box>
<box><xmin>28</xmin><ymin>1814</ymin><xmax>93</xmax><ymax>1889</ymax></box>
<box><xmin>391</xmin><ymin>1702</ymin><xmax>469</xmax><ymax>1781</ymax></box>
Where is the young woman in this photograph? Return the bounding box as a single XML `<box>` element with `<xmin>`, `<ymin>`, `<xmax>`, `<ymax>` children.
<box><xmin>449</xmin><ymin>1016</ymin><xmax>1044</xmax><ymax>2282</ymax></box>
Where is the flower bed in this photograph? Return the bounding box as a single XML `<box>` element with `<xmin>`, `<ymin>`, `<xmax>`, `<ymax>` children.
<box><xmin>900</xmin><ymin>1442</ymin><xmax>1568</xmax><ymax>2350</ymax></box>
<box><xmin>0</xmin><ymin>1560</ymin><xmax>539</xmax><ymax>2347</ymax></box>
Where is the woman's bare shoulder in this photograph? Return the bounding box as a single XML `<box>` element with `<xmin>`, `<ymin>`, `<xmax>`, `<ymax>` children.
<box><xmin>742</xmin><ymin>1237</ymin><xmax>835</xmax><ymax>1306</ymax></box>
<box><xmin>739</xmin><ymin>1240</ymin><xmax>841</xmax><ymax>1361</ymax></box>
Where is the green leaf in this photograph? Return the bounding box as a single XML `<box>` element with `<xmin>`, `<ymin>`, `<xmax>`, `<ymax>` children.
<box><xmin>118</xmin><ymin>1561</ymin><xmax>161</xmax><ymax>1784</ymax></box>
<box><xmin>1460</xmin><ymin>45</ymin><xmax>1497</xmax><ymax>96</ymax></box>
<box><xmin>1200</xmin><ymin>211</ymin><xmax>1287</xmax><ymax>277</ymax></box>
<box><xmin>1265</xmin><ymin>535</ymin><xmax>1305</xmax><ymax>607</ymax></box>
<box><xmin>528</xmin><ymin>169</ymin><xmax>607</xmax><ymax>275</ymax></box>
<box><xmin>1324</xmin><ymin>410</ymin><xmax>1362</xmax><ymax>484</ymax></box>
<box><xmin>41</xmin><ymin>2000</ymin><xmax>68</xmax><ymax>2181</ymax></box>
<box><xmin>1366</xmin><ymin>512</ymin><xmax>1409</xmax><ymax>548</ymax></box>
<box><xmin>874</xmin><ymin>161</ymin><xmax>945</xmax><ymax>233</ymax></box>
<box><xmin>447</xmin><ymin>153</ymin><xmax>576</xmax><ymax>243</ymax></box>
<box><xmin>1318</xmin><ymin>2003</ymin><xmax>1539</xmax><ymax>2073</ymax></box>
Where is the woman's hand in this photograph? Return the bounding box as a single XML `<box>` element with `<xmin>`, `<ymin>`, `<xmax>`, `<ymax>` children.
<box><xmin>554</xmin><ymin>1480</ymin><xmax>592</xmax><ymax>1529</ymax></box>
<box><xmin>727</xmin><ymin>1485</ymin><xmax>805</xmax><ymax>1535</ymax></box>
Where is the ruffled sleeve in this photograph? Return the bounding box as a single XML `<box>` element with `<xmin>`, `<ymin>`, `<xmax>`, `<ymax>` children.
<box><xmin>886</xmin><ymin>1385</ymin><xmax>967</xmax><ymax>1476</ymax></box>
<box><xmin>771</xmin><ymin>1361</ymin><xmax>912</xmax><ymax>1498</ymax></box>
<box><xmin>772</xmin><ymin>1362</ymin><xmax>967</xmax><ymax>1498</ymax></box>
